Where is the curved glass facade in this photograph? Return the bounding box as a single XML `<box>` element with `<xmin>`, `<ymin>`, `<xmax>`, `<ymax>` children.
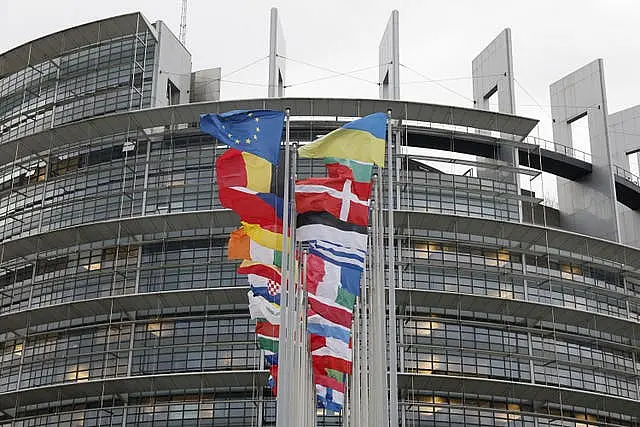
<box><xmin>1</xmin><ymin>16</ymin><xmax>639</xmax><ymax>427</ymax></box>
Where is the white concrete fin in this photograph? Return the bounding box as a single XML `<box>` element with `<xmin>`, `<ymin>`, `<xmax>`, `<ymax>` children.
<box><xmin>268</xmin><ymin>7</ymin><xmax>286</xmax><ymax>98</ymax></box>
<box><xmin>378</xmin><ymin>10</ymin><xmax>400</xmax><ymax>100</ymax></box>
<box><xmin>551</xmin><ymin>59</ymin><xmax>620</xmax><ymax>243</ymax></box>
<box><xmin>472</xmin><ymin>28</ymin><xmax>515</xmax><ymax>114</ymax></box>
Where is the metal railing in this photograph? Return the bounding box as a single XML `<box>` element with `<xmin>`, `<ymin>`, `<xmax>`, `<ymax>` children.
<box><xmin>523</xmin><ymin>136</ymin><xmax>592</xmax><ymax>164</ymax></box>
<box><xmin>615</xmin><ymin>165</ymin><xmax>640</xmax><ymax>187</ymax></box>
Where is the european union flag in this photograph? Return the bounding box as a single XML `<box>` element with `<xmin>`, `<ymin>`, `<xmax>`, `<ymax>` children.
<box><xmin>200</xmin><ymin>109</ymin><xmax>285</xmax><ymax>165</ymax></box>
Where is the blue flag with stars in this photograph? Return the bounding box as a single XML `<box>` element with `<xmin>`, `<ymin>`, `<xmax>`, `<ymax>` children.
<box><xmin>200</xmin><ymin>110</ymin><xmax>285</xmax><ymax>165</ymax></box>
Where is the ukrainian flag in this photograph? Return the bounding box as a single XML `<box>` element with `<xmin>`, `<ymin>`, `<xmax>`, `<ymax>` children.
<box><xmin>298</xmin><ymin>112</ymin><xmax>387</xmax><ymax>167</ymax></box>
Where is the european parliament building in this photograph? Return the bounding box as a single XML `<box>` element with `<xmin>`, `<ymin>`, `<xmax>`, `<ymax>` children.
<box><xmin>1</xmin><ymin>9</ymin><xmax>639</xmax><ymax>427</ymax></box>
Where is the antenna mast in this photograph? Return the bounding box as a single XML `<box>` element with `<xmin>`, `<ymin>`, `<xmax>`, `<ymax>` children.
<box><xmin>179</xmin><ymin>0</ymin><xmax>188</xmax><ymax>45</ymax></box>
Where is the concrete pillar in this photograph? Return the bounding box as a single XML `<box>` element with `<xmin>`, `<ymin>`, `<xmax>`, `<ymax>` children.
<box><xmin>551</xmin><ymin>59</ymin><xmax>620</xmax><ymax>242</ymax></box>
<box><xmin>379</xmin><ymin>10</ymin><xmax>400</xmax><ymax>100</ymax></box>
<box><xmin>152</xmin><ymin>21</ymin><xmax>192</xmax><ymax>107</ymax></box>
<box><xmin>472</xmin><ymin>29</ymin><xmax>519</xmax><ymax>209</ymax></box>
<box><xmin>190</xmin><ymin>68</ymin><xmax>221</xmax><ymax>102</ymax></box>
<box><xmin>268</xmin><ymin>8</ymin><xmax>286</xmax><ymax>98</ymax></box>
<box><xmin>472</xmin><ymin>29</ymin><xmax>515</xmax><ymax>114</ymax></box>
<box><xmin>608</xmin><ymin>105</ymin><xmax>640</xmax><ymax>248</ymax></box>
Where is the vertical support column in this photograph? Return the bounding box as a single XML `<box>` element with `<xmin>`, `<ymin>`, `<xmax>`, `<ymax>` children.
<box><xmin>378</xmin><ymin>10</ymin><xmax>400</xmax><ymax>100</ymax></box>
<box><xmin>607</xmin><ymin>105</ymin><xmax>640</xmax><ymax>248</ymax></box>
<box><xmin>268</xmin><ymin>8</ymin><xmax>286</xmax><ymax>98</ymax></box>
<box><xmin>551</xmin><ymin>59</ymin><xmax>620</xmax><ymax>242</ymax></box>
<box><xmin>472</xmin><ymin>29</ymin><xmax>515</xmax><ymax>114</ymax></box>
<box><xmin>471</xmin><ymin>29</ymin><xmax>520</xmax><ymax>215</ymax></box>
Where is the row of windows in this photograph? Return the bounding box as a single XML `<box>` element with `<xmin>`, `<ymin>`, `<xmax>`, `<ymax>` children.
<box><xmin>404</xmin><ymin>318</ymin><xmax>636</xmax><ymax>374</ymax></box>
<box><xmin>1</xmin><ymin>247</ymin><xmax>636</xmax><ymax>331</ymax></box>
<box><xmin>405</xmin><ymin>264</ymin><xmax>639</xmax><ymax>321</ymax></box>
<box><xmin>0</xmin><ymin>170</ymin><xmax>633</xmax><ymax>310</ymax></box>
<box><xmin>403</xmin><ymin>347</ymin><xmax>637</xmax><ymax>399</ymax></box>
<box><xmin>1</xmin><ymin>310</ymin><xmax>637</xmax><ymax>398</ymax></box>
<box><xmin>1</xmin><ymin>398</ymin><xmax>347</xmax><ymax>427</ymax></box>
<box><xmin>0</xmin><ymin>33</ymin><xmax>155</xmax><ymax>143</ymax></box>
<box><xmin>402</xmin><ymin>398</ymin><xmax>633</xmax><ymax>427</ymax></box>
<box><xmin>1</xmin><ymin>227</ymin><xmax>638</xmax><ymax>322</ymax></box>
<box><xmin>0</xmin><ymin>134</ymin><xmax>526</xmax><ymax>240</ymax></box>
<box><xmin>0</xmin><ymin>317</ymin><xmax>263</xmax><ymax>392</ymax></box>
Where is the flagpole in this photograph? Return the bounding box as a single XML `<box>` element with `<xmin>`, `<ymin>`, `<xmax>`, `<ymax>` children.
<box><xmin>369</xmin><ymin>178</ymin><xmax>381</xmax><ymax>425</ymax></box>
<box><xmin>372</xmin><ymin>173</ymin><xmax>390</xmax><ymax>426</ymax></box>
<box><xmin>301</xmin><ymin>248</ymin><xmax>312</xmax><ymax>426</ymax></box>
<box><xmin>288</xmin><ymin>145</ymin><xmax>300</xmax><ymax>426</ymax></box>
<box><xmin>276</xmin><ymin>107</ymin><xmax>292</xmax><ymax>427</ymax></box>
<box><xmin>386</xmin><ymin>109</ymin><xmax>399</xmax><ymax>427</ymax></box>
<box><xmin>360</xmin><ymin>254</ymin><xmax>369</xmax><ymax>427</ymax></box>
<box><xmin>351</xmin><ymin>303</ymin><xmax>360</xmax><ymax>427</ymax></box>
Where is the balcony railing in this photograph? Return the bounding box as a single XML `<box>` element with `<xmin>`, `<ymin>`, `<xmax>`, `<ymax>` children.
<box><xmin>523</xmin><ymin>136</ymin><xmax>592</xmax><ymax>164</ymax></box>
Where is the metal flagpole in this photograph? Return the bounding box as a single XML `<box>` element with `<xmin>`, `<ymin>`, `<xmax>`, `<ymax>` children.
<box><xmin>386</xmin><ymin>109</ymin><xmax>399</xmax><ymax>427</ymax></box>
<box><xmin>367</xmin><ymin>190</ymin><xmax>378</xmax><ymax>426</ymax></box>
<box><xmin>276</xmin><ymin>108</ymin><xmax>292</xmax><ymax>427</ymax></box>
<box><xmin>376</xmin><ymin>171</ymin><xmax>390</xmax><ymax>426</ymax></box>
<box><xmin>360</xmin><ymin>257</ymin><xmax>369</xmax><ymax>427</ymax></box>
<box><xmin>301</xmin><ymin>248</ymin><xmax>313</xmax><ymax>427</ymax></box>
<box><xmin>369</xmin><ymin>176</ymin><xmax>387</xmax><ymax>425</ymax></box>
<box><xmin>343</xmin><ymin>375</ymin><xmax>349</xmax><ymax>427</ymax></box>
<box><xmin>351</xmin><ymin>303</ymin><xmax>360</xmax><ymax>427</ymax></box>
<box><xmin>288</xmin><ymin>146</ymin><xmax>300</xmax><ymax>425</ymax></box>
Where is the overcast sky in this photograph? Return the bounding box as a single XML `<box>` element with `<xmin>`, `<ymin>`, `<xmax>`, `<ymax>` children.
<box><xmin>1</xmin><ymin>0</ymin><xmax>638</xmax><ymax>140</ymax></box>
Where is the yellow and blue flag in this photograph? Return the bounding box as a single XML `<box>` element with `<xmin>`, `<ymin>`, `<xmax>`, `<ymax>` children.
<box><xmin>298</xmin><ymin>112</ymin><xmax>387</xmax><ymax>166</ymax></box>
<box><xmin>200</xmin><ymin>109</ymin><xmax>285</xmax><ymax>164</ymax></box>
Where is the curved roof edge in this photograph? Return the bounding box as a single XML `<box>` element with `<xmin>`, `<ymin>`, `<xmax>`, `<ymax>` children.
<box><xmin>0</xmin><ymin>12</ymin><xmax>155</xmax><ymax>79</ymax></box>
<box><xmin>0</xmin><ymin>98</ymin><xmax>538</xmax><ymax>167</ymax></box>
<box><xmin>0</xmin><ymin>287</ymin><xmax>250</xmax><ymax>335</ymax></box>
<box><xmin>1</xmin><ymin>286</ymin><xmax>636</xmax><ymax>346</ymax></box>
<box><xmin>0</xmin><ymin>370</ymin><xmax>268</xmax><ymax>410</ymax></box>
<box><xmin>396</xmin><ymin>210</ymin><xmax>640</xmax><ymax>273</ymax></box>
<box><xmin>399</xmin><ymin>373</ymin><xmax>639</xmax><ymax>418</ymax></box>
<box><xmin>0</xmin><ymin>209</ymin><xmax>238</xmax><ymax>263</ymax></box>
<box><xmin>398</xmin><ymin>288</ymin><xmax>640</xmax><ymax>346</ymax></box>
<box><xmin>3</xmin><ymin>209</ymin><xmax>640</xmax><ymax>274</ymax></box>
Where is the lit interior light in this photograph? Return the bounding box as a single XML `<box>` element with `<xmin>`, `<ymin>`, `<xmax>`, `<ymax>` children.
<box><xmin>71</xmin><ymin>413</ymin><xmax>85</xmax><ymax>427</ymax></box>
<box><xmin>167</xmin><ymin>180</ymin><xmax>185</xmax><ymax>188</ymax></box>
<box><xmin>65</xmin><ymin>364</ymin><xmax>89</xmax><ymax>382</ymax></box>
<box><xmin>147</xmin><ymin>322</ymin><xmax>173</xmax><ymax>337</ymax></box>
<box><xmin>560</xmin><ymin>263</ymin><xmax>583</xmax><ymax>279</ymax></box>
<box><xmin>495</xmin><ymin>403</ymin><xmax>521</xmax><ymax>422</ymax></box>
<box><xmin>418</xmin><ymin>395</ymin><xmax>446</xmax><ymax>414</ymax></box>
<box><xmin>575</xmin><ymin>412</ymin><xmax>598</xmax><ymax>426</ymax></box>
<box><xmin>417</xmin><ymin>356</ymin><xmax>438</xmax><ymax>374</ymax></box>
<box><xmin>488</xmin><ymin>289</ymin><xmax>514</xmax><ymax>300</ymax></box>
<box><xmin>13</xmin><ymin>343</ymin><xmax>23</xmax><ymax>355</ymax></box>
<box><xmin>501</xmin><ymin>290</ymin><xmax>514</xmax><ymax>299</ymax></box>
<box><xmin>415</xmin><ymin>242</ymin><xmax>444</xmax><ymax>259</ymax></box>
<box><xmin>497</xmin><ymin>250</ymin><xmax>510</xmax><ymax>264</ymax></box>
<box><xmin>416</xmin><ymin>320</ymin><xmax>441</xmax><ymax>336</ymax></box>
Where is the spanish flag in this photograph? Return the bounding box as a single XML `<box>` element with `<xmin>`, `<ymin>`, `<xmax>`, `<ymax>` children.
<box><xmin>298</xmin><ymin>113</ymin><xmax>387</xmax><ymax>167</ymax></box>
